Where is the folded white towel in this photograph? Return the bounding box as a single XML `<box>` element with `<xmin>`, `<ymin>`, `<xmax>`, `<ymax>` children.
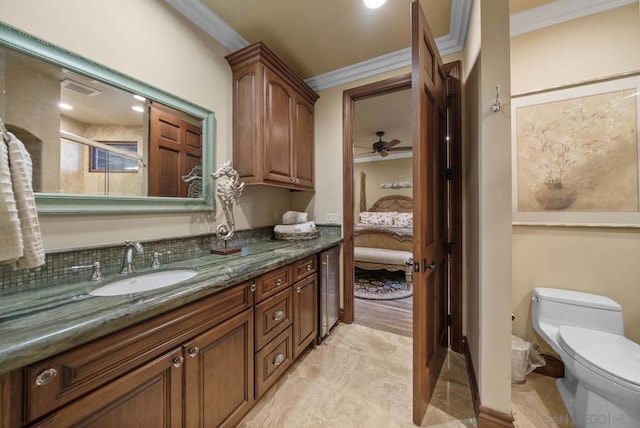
<box><xmin>7</xmin><ymin>132</ymin><xmax>45</xmax><ymax>269</ymax></box>
<box><xmin>274</xmin><ymin>221</ymin><xmax>317</xmax><ymax>234</ymax></box>
<box><xmin>0</xmin><ymin>136</ymin><xmax>23</xmax><ymax>264</ymax></box>
<box><xmin>281</xmin><ymin>211</ymin><xmax>309</xmax><ymax>225</ymax></box>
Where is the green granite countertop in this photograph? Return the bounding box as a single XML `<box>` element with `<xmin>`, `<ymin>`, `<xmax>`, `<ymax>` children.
<box><xmin>0</xmin><ymin>236</ymin><xmax>342</xmax><ymax>375</ymax></box>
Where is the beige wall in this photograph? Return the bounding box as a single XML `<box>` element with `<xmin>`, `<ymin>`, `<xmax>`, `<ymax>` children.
<box><xmin>0</xmin><ymin>0</ymin><xmax>292</xmax><ymax>250</ymax></box>
<box><xmin>354</xmin><ymin>157</ymin><xmax>413</xmax><ymax>219</ymax></box>
<box><xmin>511</xmin><ymin>3</ymin><xmax>640</xmax><ymax>349</ymax></box>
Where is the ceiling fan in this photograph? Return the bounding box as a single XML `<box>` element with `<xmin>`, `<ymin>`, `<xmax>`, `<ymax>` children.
<box><xmin>357</xmin><ymin>131</ymin><xmax>412</xmax><ymax>158</ymax></box>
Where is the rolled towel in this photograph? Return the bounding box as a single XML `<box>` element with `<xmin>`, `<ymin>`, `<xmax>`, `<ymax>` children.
<box><xmin>282</xmin><ymin>211</ymin><xmax>309</xmax><ymax>225</ymax></box>
<box><xmin>274</xmin><ymin>221</ymin><xmax>316</xmax><ymax>234</ymax></box>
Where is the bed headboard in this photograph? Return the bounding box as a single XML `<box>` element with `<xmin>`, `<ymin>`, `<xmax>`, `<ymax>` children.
<box><xmin>369</xmin><ymin>195</ymin><xmax>413</xmax><ymax>213</ymax></box>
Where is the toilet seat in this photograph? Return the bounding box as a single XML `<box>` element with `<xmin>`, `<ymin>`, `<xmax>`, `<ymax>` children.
<box><xmin>558</xmin><ymin>326</ymin><xmax>640</xmax><ymax>393</ymax></box>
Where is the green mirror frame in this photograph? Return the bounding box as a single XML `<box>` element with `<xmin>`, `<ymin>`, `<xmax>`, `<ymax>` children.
<box><xmin>0</xmin><ymin>23</ymin><xmax>215</xmax><ymax>215</ymax></box>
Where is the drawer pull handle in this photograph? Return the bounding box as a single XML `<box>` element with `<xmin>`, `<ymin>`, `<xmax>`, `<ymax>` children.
<box><xmin>306</xmin><ymin>264</ymin><xmax>312</xmax><ymax>271</ymax></box>
<box><xmin>35</xmin><ymin>368</ymin><xmax>57</xmax><ymax>386</ymax></box>
<box><xmin>173</xmin><ymin>356</ymin><xmax>185</xmax><ymax>368</ymax></box>
<box><xmin>276</xmin><ymin>278</ymin><xmax>282</xmax><ymax>286</ymax></box>
<box><xmin>273</xmin><ymin>353</ymin><xmax>285</xmax><ymax>366</ymax></box>
<box><xmin>273</xmin><ymin>310</ymin><xmax>285</xmax><ymax>321</ymax></box>
<box><xmin>188</xmin><ymin>347</ymin><xmax>199</xmax><ymax>358</ymax></box>
<box><xmin>296</xmin><ymin>286</ymin><xmax>302</xmax><ymax>294</ymax></box>
<box><xmin>249</xmin><ymin>283</ymin><xmax>256</xmax><ymax>292</ymax></box>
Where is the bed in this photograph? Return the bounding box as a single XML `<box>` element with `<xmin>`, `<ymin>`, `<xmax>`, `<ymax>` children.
<box><xmin>353</xmin><ymin>195</ymin><xmax>414</xmax><ymax>289</ymax></box>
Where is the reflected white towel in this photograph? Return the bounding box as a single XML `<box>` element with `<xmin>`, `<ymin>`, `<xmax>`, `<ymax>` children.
<box><xmin>281</xmin><ymin>211</ymin><xmax>309</xmax><ymax>225</ymax></box>
<box><xmin>274</xmin><ymin>221</ymin><xmax>316</xmax><ymax>234</ymax></box>
<box><xmin>7</xmin><ymin>132</ymin><xmax>45</xmax><ymax>269</ymax></box>
<box><xmin>0</xmin><ymin>136</ymin><xmax>22</xmax><ymax>264</ymax></box>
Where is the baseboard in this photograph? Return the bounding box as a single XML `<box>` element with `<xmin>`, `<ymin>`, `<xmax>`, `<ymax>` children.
<box><xmin>462</xmin><ymin>337</ymin><xmax>480</xmax><ymax>417</ymax></box>
<box><xmin>478</xmin><ymin>406</ymin><xmax>515</xmax><ymax>427</ymax></box>
<box><xmin>533</xmin><ymin>353</ymin><xmax>564</xmax><ymax>378</ymax></box>
<box><xmin>463</xmin><ymin>337</ymin><xmax>515</xmax><ymax>428</ymax></box>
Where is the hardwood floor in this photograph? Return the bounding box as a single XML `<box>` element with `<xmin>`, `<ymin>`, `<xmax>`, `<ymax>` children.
<box><xmin>354</xmin><ymin>295</ymin><xmax>413</xmax><ymax>337</ymax></box>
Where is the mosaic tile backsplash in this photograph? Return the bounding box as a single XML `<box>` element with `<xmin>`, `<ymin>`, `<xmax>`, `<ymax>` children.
<box><xmin>0</xmin><ymin>225</ymin><xmax>341</xmax><ymax>290</ymax></box>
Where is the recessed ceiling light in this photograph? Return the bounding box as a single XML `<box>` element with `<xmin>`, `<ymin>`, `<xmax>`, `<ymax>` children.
<box><xmin>59</xmin><ymin>102</ymin><xmax>73</xmax><ymax>110</ymax></box>
<box><xmin>131</xmin><ymin>105</ymin><xmax>144</xmax><ymax>113</ymax></box>
<box><xmin>364</xmin><ymin>0</ymin><xmax>386</xmax><ymax>9</ymax></box>
<box><xmin>133</xmin><ymin>94</ymin><xmax>146</xmax><ymax>102</ymax></box>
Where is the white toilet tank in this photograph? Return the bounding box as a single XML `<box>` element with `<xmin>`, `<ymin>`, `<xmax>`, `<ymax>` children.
<box><xmin>532</xmin><ymin>287</ymin><xmax>624</xmax><ymax>351</ymax></box>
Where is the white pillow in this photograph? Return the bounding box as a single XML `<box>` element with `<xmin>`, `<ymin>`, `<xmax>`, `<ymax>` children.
<box><xmin>394</xmin><ymin>212</ymin><xmax>413</xmax><ymax>227</ymax></box>
<box><xmin>359</xmin><ymin>211</ymin><xmax>396</xmax><ymax>226</ymax></box>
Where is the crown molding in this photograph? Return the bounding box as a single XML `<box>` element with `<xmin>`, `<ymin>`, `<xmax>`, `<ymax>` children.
<box><xmin>164</xmin><ymin>0</ymin><xmax>248</xmax><ymax>51</ymax></box>
<box><xmin>306</xmin><ymin>0</ymin><xmax>472</xmax><ymax>91</ymax></box>
<box><xmin>510</xmin><ymin>0</ymin><xmax>637</xmax><ymax>37</ymax></box>
<box><xmin>354</xmin><ymin>151</ymin><xmax>413</xmax><ymax>163</ymax></box>
<box><xmin>165</xmin><ymin>0</ymin><xmax>471</xmax><ymax>92</ymax></box>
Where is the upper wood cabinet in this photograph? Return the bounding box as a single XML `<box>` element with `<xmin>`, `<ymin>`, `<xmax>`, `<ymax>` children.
<box><xmin>226</xmin><ymin>42</ymin><xmax>319</xmax><ymax>191</ymax></box>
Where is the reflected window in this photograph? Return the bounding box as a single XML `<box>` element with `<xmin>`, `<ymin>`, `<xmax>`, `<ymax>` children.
<box><xmin>89</xmin><ymin>141</ymin><xmax>138</xmax><ymax>173</ymax></box>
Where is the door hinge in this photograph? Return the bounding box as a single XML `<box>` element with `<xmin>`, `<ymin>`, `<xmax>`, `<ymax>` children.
<box><xmin>447</xmin><ymin>314</ymin><xmax>452</xmax><ymax>326</ymax></box>
<box><xmin>446</xmin><ymin>168</ymin><xmax>453</xmax><ymax>181</ymax></box>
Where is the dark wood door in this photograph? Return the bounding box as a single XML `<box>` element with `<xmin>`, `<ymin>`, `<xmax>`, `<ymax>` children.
<box><xmin>149</xmin><ymin>104</ymin><xmax>202</xmax><ymax>197</ymax></box>
<box><xmin>411</xmin><ymin>0</ymin><xmax>448</xmax><ymax>424</ymax></box>
<box><xmin>33</xmin><ymin>348</ymin><xmax>183</xmax><ymax>427</ymax></box>
<box><xmin>183</xmin><ymin>309</ymin><xmax>254</xmax><ymax>428</ymax></box>
<box><xmin>292</xmin><ymin>275</ymin><xmax>318</xmax><ymax>358</ymax></box>
<box><xmin>293</xmin><ymin>96</ymin><xmax>314</xmax><ymax>189</ymax></box>
<box><xmin>263</xmin><ymin>67</ymin><xmax>294</xmax><ymax>185</ymax></box>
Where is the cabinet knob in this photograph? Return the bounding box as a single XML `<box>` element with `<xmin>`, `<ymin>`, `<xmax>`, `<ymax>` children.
<box><xmin>296</xmin><ymin>286</ymin><xmax>302</xmax><ymax>294</ymax></box>
<box><xmin>188</xmin><ymin>347</ymin><xmax>200</xmax><ymax>358</ymax></box>
<box><xmin>35</xmin><ymin>368</ymin><xmax>57</xmax><ymax>386</ymax></box>
<box><xmin>295</xmin><ymin>178</ymin><xmax>300</xmax><ymax>184</ymax></box>
<box><xmin>249</xmin><ymin>283</ymin><xmax>256</xmax><ymax>292</ymax></box>
<box><xmin>275</xmin><ymin>278</ymin><xmax>282</xmax><ymax>286</ymax></box>
<box><xmin>272</xmin><ymin>309</ymin><xmax>285</xmax><ymax>321</ymax></box>
<box><xmin>173</xmin><ymin>356</ymin><xmax>185</xmax><ymax>368</ymax></box>
<box><xmin>290</xmin><ymin>177</ymin><xmax>296</xmax><ymax>183</ymax></box>
<box><xmin>306</xmin><ymin>264</ymin><xmax>312</xmax><ymax>271</ymax></box>
<box><xmin>273</xmin><ymin>353</ymin><xmax>285</xmax><ymax>366</ymax></box>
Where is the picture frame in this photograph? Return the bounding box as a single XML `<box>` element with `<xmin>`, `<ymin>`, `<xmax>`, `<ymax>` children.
<box><xmin>511</xmin><ymin>72</ymin><xmax>640</xmax><ymax>227</ymax></box>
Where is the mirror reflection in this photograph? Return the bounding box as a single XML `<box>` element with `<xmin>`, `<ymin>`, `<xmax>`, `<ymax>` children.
<box><xmin>0</xmin><ymin>41</ymin><xmax>204</xmax><ymax>199</ymax></box>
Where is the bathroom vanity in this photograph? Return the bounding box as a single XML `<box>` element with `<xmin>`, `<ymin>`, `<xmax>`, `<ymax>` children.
<box><xmin>0</xmin><ymin>237</ymin><xmax>340</xmax><ymax>428</ymax></box>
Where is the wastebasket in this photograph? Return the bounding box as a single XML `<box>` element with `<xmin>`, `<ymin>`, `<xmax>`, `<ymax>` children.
<box><xmin>511</xmin><ymin>335</ymin><xmax>545</xmax><ymax>383</ymax></box>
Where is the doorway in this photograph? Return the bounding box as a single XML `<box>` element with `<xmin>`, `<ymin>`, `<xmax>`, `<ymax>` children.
<box><xmin>341</xmin><ymin>64</ymin><xmax>463</xmax><ymax>353</ymax></box>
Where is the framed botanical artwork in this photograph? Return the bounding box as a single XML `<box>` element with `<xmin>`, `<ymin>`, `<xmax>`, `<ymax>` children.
<box><xmin>511</xmin><ymin>73</ymin><xmax>640</xmax><ymax>226</ymax></box>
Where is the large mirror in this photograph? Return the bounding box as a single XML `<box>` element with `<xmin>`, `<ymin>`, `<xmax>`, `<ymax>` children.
<box><xmin>0</xmin><ymin>23</ymin><xmax>215</xmax><ymax>214</ymax></box>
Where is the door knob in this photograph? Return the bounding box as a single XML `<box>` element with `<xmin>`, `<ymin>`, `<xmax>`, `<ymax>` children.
<box><xmin>422</xmin><ymin>259</ymin><xmax>436</xmax><ymax>271</ymax></box>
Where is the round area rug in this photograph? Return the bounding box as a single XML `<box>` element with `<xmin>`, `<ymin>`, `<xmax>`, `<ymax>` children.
<box><xmin>354</xmin><ymin>269</ymin><xmax>412</xmax><ymax>300</ymax></box>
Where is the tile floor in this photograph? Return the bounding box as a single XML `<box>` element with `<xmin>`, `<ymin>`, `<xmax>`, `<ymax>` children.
<box><xmin>239</xmin><ymin>322</ymin><xmax>571</xmax><ymax>427</ymax></box>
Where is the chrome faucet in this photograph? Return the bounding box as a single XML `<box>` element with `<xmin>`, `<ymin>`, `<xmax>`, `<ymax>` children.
<box><xmin>120</xmin><ymin>240</ymin><xmax>144</xmax><ymax>274</ymax></box>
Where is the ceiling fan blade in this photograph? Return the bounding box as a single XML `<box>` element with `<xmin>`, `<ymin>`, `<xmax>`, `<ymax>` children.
<box><xmin>387</xmin><ymin>147</ymin><xmax>413</xmax><ymax>152</ymax></box>
<box><xmin>379</xmin><ymin>150</ymin><xmax>389</xmax><ymax>158</ymax></box>
<box><xmin>386</xmin><ymin>139</ymin><xmax>401</xmax><ymax>148</ymax></box>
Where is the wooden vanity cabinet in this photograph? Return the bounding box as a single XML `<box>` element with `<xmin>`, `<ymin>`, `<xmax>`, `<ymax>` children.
<box><xmin>226</xmin><ymin>42</ymin><xmax>319</xmax><ymax>191</ymax></box>
<box><xmin>16</xmin><ymin>281</ymin><xmax>254</xmax><ymax>428</ymax></box>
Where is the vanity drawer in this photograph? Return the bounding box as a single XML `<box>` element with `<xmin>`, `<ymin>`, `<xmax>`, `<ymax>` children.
<box><xmin>254</xmin><ymin>287</ymin><xmax>293</xmax><ymax>350</ymax></box>
<box><xmin>255</xmin><ymin>326</ymin><xmax>293</xmax><ymax>399</ymax></box>
<box><xmin>25</xmin><ymin>281</ymin><xmax>253</xmax><ymax>422</ymax></box>
<box><xmin>293</xmin><ymin>255</ymin><xmax>317</xmax><ymax>281</ymax></box>
<box><xmin>254</xmin><ymin>264</ymin><xmax>292</xmax><ymax>302</ymax></box>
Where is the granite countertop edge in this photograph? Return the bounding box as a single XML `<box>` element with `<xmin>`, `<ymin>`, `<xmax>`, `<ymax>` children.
<box><xmin>0</xmin><ymin>237</ymin><xmax>342</xmax><ymax>375</ymax></box>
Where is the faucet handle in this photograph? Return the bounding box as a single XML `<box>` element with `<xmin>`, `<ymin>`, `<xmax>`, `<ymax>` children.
<box><xmin>151</xmin><ymin>251</ymin><xmax>172</xmax><ymax>269</ymax></box>
<box><xmin>69</xmin><ymin>261</ymin><xmax>103</xmax><ymax>281</ymax></box>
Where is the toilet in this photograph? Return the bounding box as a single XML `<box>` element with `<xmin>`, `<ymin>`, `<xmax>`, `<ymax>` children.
<box><xmin>531</xmin><ymin>287</ymin><xmax>640</xmax><ymax>428</ymax></box>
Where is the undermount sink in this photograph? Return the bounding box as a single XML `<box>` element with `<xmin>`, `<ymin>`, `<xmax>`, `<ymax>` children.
<box><xmin>89</xmin><ymin>269</ymin><xmax>198</xmax><ymax>296</ymax></box>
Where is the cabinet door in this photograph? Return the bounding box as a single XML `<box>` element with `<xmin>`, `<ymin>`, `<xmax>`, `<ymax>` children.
<box><xmin>293</xmin><ymin>96</ymin><xmax>314</xmax><ymax>189</ymax></box>
<box><xmin>292</xmin><ymin>274</ymin><xmax>318</xmax><ymax>359</ymax></box>
<box><xmin>263</xmin><ymin>67</ymin><xmax>294</xmax><ymax>185</ymax></box>
<box><xmin>33</xmin><ymin>348</ymin><xmax>184</xmax><ymax>428</ymax></box>
<box><xmin>184</xmin><ymin>309</ymin><xmax>254</xmax><ymax>428</ymax></box>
